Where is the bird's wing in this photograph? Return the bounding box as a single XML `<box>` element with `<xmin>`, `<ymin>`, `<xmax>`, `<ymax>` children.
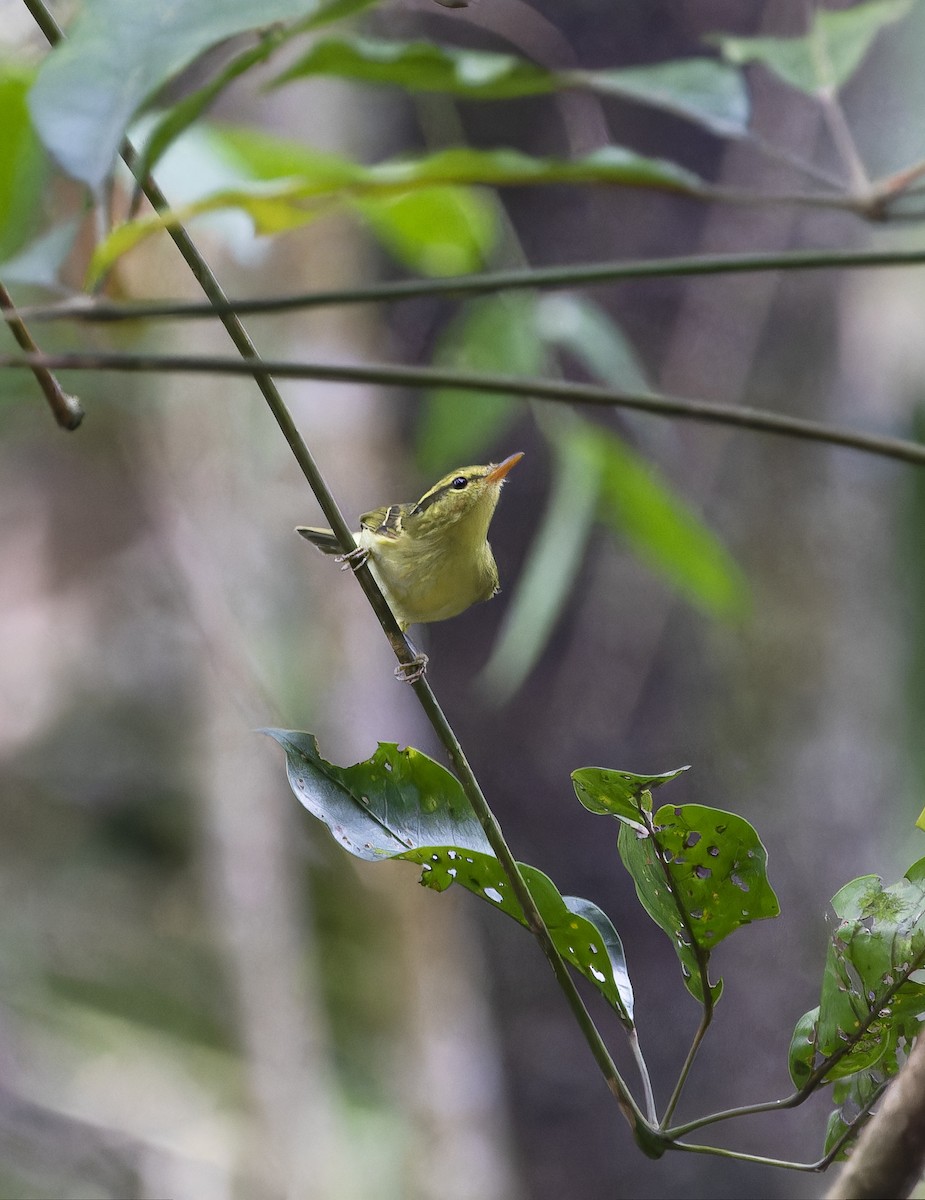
<box><xmin>359</xmin><ymin>503</ymin><xmax>406</xmax><ymax>540</ymax></box>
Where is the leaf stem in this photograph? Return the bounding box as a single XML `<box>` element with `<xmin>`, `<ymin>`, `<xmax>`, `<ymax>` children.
<box><xmin>5</xmin><ymin>348</ymin><xmax>925</xmax><ymax>468</ymax></box>
<box><xmin>661</xmin><ymin>1009</ymin><xmax>711</xmax><ymax>1128</ymax></box>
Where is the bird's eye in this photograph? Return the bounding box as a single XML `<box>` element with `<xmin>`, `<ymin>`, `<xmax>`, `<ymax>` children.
<box><xmin>451</xmin><ymin>476</ymin><xmax>468</xmax><ymax>490</ymax></box>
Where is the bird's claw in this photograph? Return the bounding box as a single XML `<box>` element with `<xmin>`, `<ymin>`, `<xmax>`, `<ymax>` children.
<box><xmin>336</xmin><ymin>546</ymin><xmax>369</xmax><ymax>572</ymax></box>
<box><xmin>395</xmin><ymin>653</ymin><xmax>429</xmax><ymax>684</ymax></box>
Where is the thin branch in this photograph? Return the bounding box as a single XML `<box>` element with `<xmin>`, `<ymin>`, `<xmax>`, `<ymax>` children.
<box><xmin>19</xmin><ymin>243</ymin><xmax>925</xmax><ymax>326</ymax></box>
<box><xmin>4</xmin><ymin>348</ymin><xmax>925</xmax><ymax>468</ymax></box>
<box><xmin>0</xmin><ymin>280</ymin><xmax>83</xmax><ymax>429</ymax></box>
<box><xmin>22</xmin><ymin>0</ymin><xmax>659</xmax><ymax>1153</ymax></box>
<box><xmin>661</xmin><ymin>1009</ymin><xmax>712</xmax><ymax>1128</ymax></box>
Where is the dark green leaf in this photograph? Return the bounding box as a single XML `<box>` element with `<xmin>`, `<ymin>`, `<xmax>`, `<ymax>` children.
<box><xmin>710</xmin><ymin>0</ymin><xmax>913</xmax><ymax>95</ymax></box>
<box><xmin>416</xmin><ymin>293</ymin><xmax>542</xmax><ymax>472</ymax></box>
<box><xmin>29</xmin><ymin>0</ymin><xmax>381</xmax><ymax>189</ymax></box>
<box><xmin>266</xmin><ymin>730</ymin><xmax>634</xmax><ymax>1022</ymax></box>
<box><xmin>569</xmin><ymin>422</ymin><xmax>749</xmax><ymax>619</ymax></box>
<box><xmin>789</xmin><ymin>1006</ymin><xmax>820</xmax><ymax>1089</ymax></box>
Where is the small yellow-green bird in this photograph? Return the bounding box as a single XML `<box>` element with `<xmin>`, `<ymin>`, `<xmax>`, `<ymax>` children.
<box><xmin>297</xmin><ymin>452</ymin><xmax>523</xmax><ymax>676</ymax></box>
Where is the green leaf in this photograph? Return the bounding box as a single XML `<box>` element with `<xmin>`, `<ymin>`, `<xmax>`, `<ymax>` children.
<box><xmin>568</xmin><ymin>422</ymin><xmax>749</xmax><ymax>620</ymax></box>
<box><xmin>90</xmin><ymin>127</ymin><xmax>503</xmax><ymax>284</ymax></box>
<box><xmin>825</xmin><ymin>1072</ymin><xmax>884</xmax><ymax>1160</ymax></box>
<box><xmin>274</xmin><ymin>36</ymin><xmax>556</xmax><ymax>97</ymax></box>
<box><xmin>0</xmin><ymin>64</ymin><xmax>49</xmax><ymax>262</ymax></box>
<box><xmin>573</xmin><ymin>765</ymin><xmax>778</xmax><ymax>1005</ymax></box>
<box><xmin>267</xmin><ymin>730</ymin><xmax>635</xmax><ymax>1023</ymax></box>
<box><xmin>416</xmin><ymin>293</ymin><xmax>543</xmax><ymax>472</ymax></box>
<box><xmin>572</xmin><ymin>765</ymin><xmax>688</xmax><ymax>826</ymax></box>
<box><xmin>816</xmin><ymin>860</ymin><xmax>925</xmax><ymax>1077</ymax></box>
<box><xmin>536</xmin><ymin>294</ymin><xmax>652</xmax><ymax>394</ymax></box>
<box><xmin>789</xmin><ymin>1006</ymin><xmax>820</xmax><ymax>1089</ymax></box>
<box><xmin>354</xmin><ymin>185</ymin><xmax>497</xmax><ymax>277</ymax></box>
<box><xmin>710</xmin><ymin>0</ymin><xmax>913</xmax><ymax>95</ymax></box>
<box><xmin>28</xmin><ymin>0</ymin><xmax>381</xmax><ymax>189</ymax></box>
<box><xmin>478</xmin><ymin>413</ymin><xmax>601</xmax><ymax>702</ymax></box>
<box><xmin>574</xmin><ymin>57</ymin><xmax>750</xmax><ymax>137</ymax></box>
<box><xmin>275</xmin><ymin>39</ymin><xmax>749</xmax><ymax>137</ymax></box>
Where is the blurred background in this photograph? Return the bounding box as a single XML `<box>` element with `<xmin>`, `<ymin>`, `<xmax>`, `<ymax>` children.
<box><xmin>2</xmin><ymin>0</ymin><xmax>925</xmax><ymax>1197</ymax></box>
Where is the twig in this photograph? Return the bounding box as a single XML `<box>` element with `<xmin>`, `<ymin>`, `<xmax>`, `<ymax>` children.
<box><xmin>0</xmin><ymin>280</ymin><xmax>83</xmax><ymax>429</ymax></box>
<box><xmin>5</xmin><ymin>348</ymin><xmax>925</xmax><ymax>468</ymax></box>
<box><xmin>19</xmin><ymin>243</ymin><xmax>925</xmax><ymax>326</ymax></box>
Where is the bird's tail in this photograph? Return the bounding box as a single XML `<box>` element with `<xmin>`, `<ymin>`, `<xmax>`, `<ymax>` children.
<box><xmin>295</xmin><ymin>526</ymin><xmax>342</xmax><ymax>555</ymax></box>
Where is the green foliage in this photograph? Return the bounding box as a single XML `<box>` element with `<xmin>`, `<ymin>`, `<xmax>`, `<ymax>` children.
<box><xmin>0</xmin><ymin>64</ymin><xmax>48</xmax><ymax>262</ymax></box>
<box><xmin>416</xmin><ymin>293</ymin><xmax>541</xmax><ymax>472</ymax></box>
<box><xmin>28</xmin><ymin>0</ymin><xmax>381</xmax><ymax>189</ymax></box>
<box><xmin>266</xmin><ymin>730</ymin><xmax>635</xmax><ymax>1022</ymax></box>
<box><xmin>274</xmin><ymin>38</ymin><xmax>750</xmax><ymax>136</ymax></box>
<box><xmin>573</xmin><ymin>767</ymin><xmax>780</xmax><ymax>1004</ymax></box>
<box><xmin>710</xmin><ymin>0</ymin><xmax>913</xmax><ymax>95</ymax></box>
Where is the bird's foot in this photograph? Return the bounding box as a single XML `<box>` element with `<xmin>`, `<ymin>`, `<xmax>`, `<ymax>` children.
<box><xmin>394</xmin><ymin>652</ymin><xmax>429</xmax><ymax>684</ymax></box>
<box><xmin>335</xmin><ymin>546</ymin><xmax>369</xmax><ymax>571</ymax></box>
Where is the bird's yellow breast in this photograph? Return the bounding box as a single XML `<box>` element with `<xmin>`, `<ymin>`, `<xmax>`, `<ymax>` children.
<box><xmin>359</xmin><ymin>524</ymin><xmax>499</xmax><ymax>630</ymax></box>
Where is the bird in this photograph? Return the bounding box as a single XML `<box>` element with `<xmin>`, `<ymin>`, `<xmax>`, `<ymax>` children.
<box><xmin>297</xmin><ymin>452</ymin><xmax>523</xmax><ymax>679</ymax></box>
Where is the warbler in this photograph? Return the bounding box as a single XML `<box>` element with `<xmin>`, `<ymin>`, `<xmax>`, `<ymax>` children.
<box><xmin>297</xmin><ymin>452</ymin><xmax>523</xmax><ymax>677</ymax></box>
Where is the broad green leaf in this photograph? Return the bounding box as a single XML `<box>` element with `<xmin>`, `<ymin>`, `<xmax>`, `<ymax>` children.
<box><xmin>89</xmin><ymin>137</ymin><xmax>704</xmax><ymax>280</ymax></box>
<box><xmin>572</xmin><ymin>57</ymin><xmax>749</xmax><ymax>137</ymax></box>
<box><xmin>90</xmin><ymin>127</ymin><xmax>500</xmax><ymax>283</ymax></box>
<box><xmin>274</xmin><ymin>36</ymin><xmax>555</xmax><ymax>97</ymax></box>
<box><xmin>354</xmin><ymin>185</ymin><xmax>497</xmax><ymax>276</ymax></box>
<box><xmin>29</xmin><ymin>0</ymin><xmax>381</xmax><ymax>189</ymax></box>
<box><xmin>275</xmin><ymin>39</ymin><xmax>749</xmax><ymax>137</ymax></box>
<box><xmin>573</xmin><ymin>765</ymin><xmax>778</xmax><ymax>1005</ymax></box>
<box><xmin>816</xmin><ymin>860</ymin><xmax>925</xmax><ymax>1072</ymax></box>
<box><xmin>825</xmin><ymin>1073</ymin><xmax>883</xmax><ymax>1159</ymax></box>
<box><xmin>618</xmin><ymin>804</ymin><xmax>778</xmax><ymax>1004</ymax></box>
<box><xmin>0</xmin><ymin>65</ymin><xmax>48</xmax><ymax>262</ymax></box>
<box><xmin>568</xmin><ymin>421</ymin><xmax>748</xmax><ymax>619</ymax></box>
<box><xmin>710</xmin><ymin>0</ymin><xmax>913</xmax><ymax>95</ymax></box>
<box><xmin>417</xmin><ymin>293</ymin><xmax>542</xmax><ymax>473</ymax></box>
<box><xmin>478</xmin><ymin>413</ymin><xmax>601</xmax><ymax>703</ymax></box>
<box><xmin>267</xmin><ymin>729</ymin><xmax>635</xmax><ymax>1022</ymax></box>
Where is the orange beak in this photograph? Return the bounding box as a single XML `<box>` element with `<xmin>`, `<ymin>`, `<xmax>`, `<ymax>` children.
<box><xmin>485</xmin><ymin>452</ymin><xmax>524</xmax><ymax>484</ymax></box>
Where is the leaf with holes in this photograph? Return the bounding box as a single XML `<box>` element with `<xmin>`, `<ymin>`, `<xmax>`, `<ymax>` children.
<box><xmin>573</xmin><ymin>766</ymin><xmax>778</xmax><ymax>1006</ymax></box>
<box><xmin>266</xmin><ymin>730</ymin><xmax>634</xmax><ymax>1023</ymax></box>
<box><xmin>815</xmin><ymin>861</ymin><xmax>925</xmax><ymax>1075</ymax></box>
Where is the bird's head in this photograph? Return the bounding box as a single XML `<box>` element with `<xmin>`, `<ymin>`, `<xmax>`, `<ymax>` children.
<box><xmin>409</xmin><ymin>452</ymin><xmax>524</xmax><ymax>540</ymax></box>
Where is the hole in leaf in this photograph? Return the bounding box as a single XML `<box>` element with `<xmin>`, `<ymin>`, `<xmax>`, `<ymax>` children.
<box><xmin>384</xmin><ymin>761</ymin><xmax>393</xmax><ymax>772</ymax></box>
<box><xmin>431</xmin><ymin>853</ymin><xmax>440</xmax><ymax>862</ymax></box>
<box><xmin>693</xmin><ymin>865</ymin><xmax>712</xmax><ymax>879</ymax></box>
<box><xmin>690</xmin><ymin>908</ymin><xmax>703</xmax><ymax>920</ymax></box>
<box><xmin>730</xmin><ymin>872</ymin><xmax>750</xmax><ymax>892</ymax></box>
<box><xmin>589</xmin><ymin>943</ymin><xmax>599</xmax><ymax>955</ymax></box>
<box><xmin>707</xmin><ymin>846</ymin><xmax>720</xmax><ymax>858</ymax></box>
<box><xmin>447</xmin><ymin>850</ymin><xmax>458</xmax><ymax>860</ymax></box>
<box><xmin>590</xmin><ymin>966</ymin><xmax>606</xmax><ymax>982</ymax></box>
<box><xmin>684</xmin><ymin>832</ymin><xmax>701</xmax><ymax>848</ymax></box>
<box><xmin>448</xmin><ymin>868</ymin><xmax>457</xmax><ymax>879</ymax></box>
<box><xmin>484</xmin><ymin>887</ymin><xmax>503</xmax><ymax>903</ymax></box>
<box><xmin>296</xmin><ymin>777</ymin><xmax>305</xmax><ymax>788</ymax></box>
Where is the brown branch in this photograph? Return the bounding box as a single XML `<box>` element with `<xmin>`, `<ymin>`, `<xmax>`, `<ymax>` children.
<box><xmin>826</xmin><ymin>1035</ymin><xmax>925</xmax><ymax>1200</ymax></box>
<box><xmin>0</xmin><ymin>280</ymin><xmax>83</xmax><ymax>429</ymax></box>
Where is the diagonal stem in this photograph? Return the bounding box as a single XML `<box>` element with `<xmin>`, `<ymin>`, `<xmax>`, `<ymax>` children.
<box><xmin>22</xmin><ymin>0</ymin><xmax>658</xmax><ymax>1153</ymax></box>
<box><xmin>0</xmin><ymin>280</ymin><xmax>83</xmax><ymax>429</ymax></box>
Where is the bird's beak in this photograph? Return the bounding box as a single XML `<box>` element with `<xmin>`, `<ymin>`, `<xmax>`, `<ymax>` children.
<box><xmin>485</xmin><ymin>452</ymin><xmax>524</xmax><ymax>484</ymax></box>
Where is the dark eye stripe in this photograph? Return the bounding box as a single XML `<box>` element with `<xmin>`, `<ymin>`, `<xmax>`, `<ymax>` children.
<box><xmin>412</xmin><ymin>471</ymin><xmax>482</xmax><ymax>514</ymax></box>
